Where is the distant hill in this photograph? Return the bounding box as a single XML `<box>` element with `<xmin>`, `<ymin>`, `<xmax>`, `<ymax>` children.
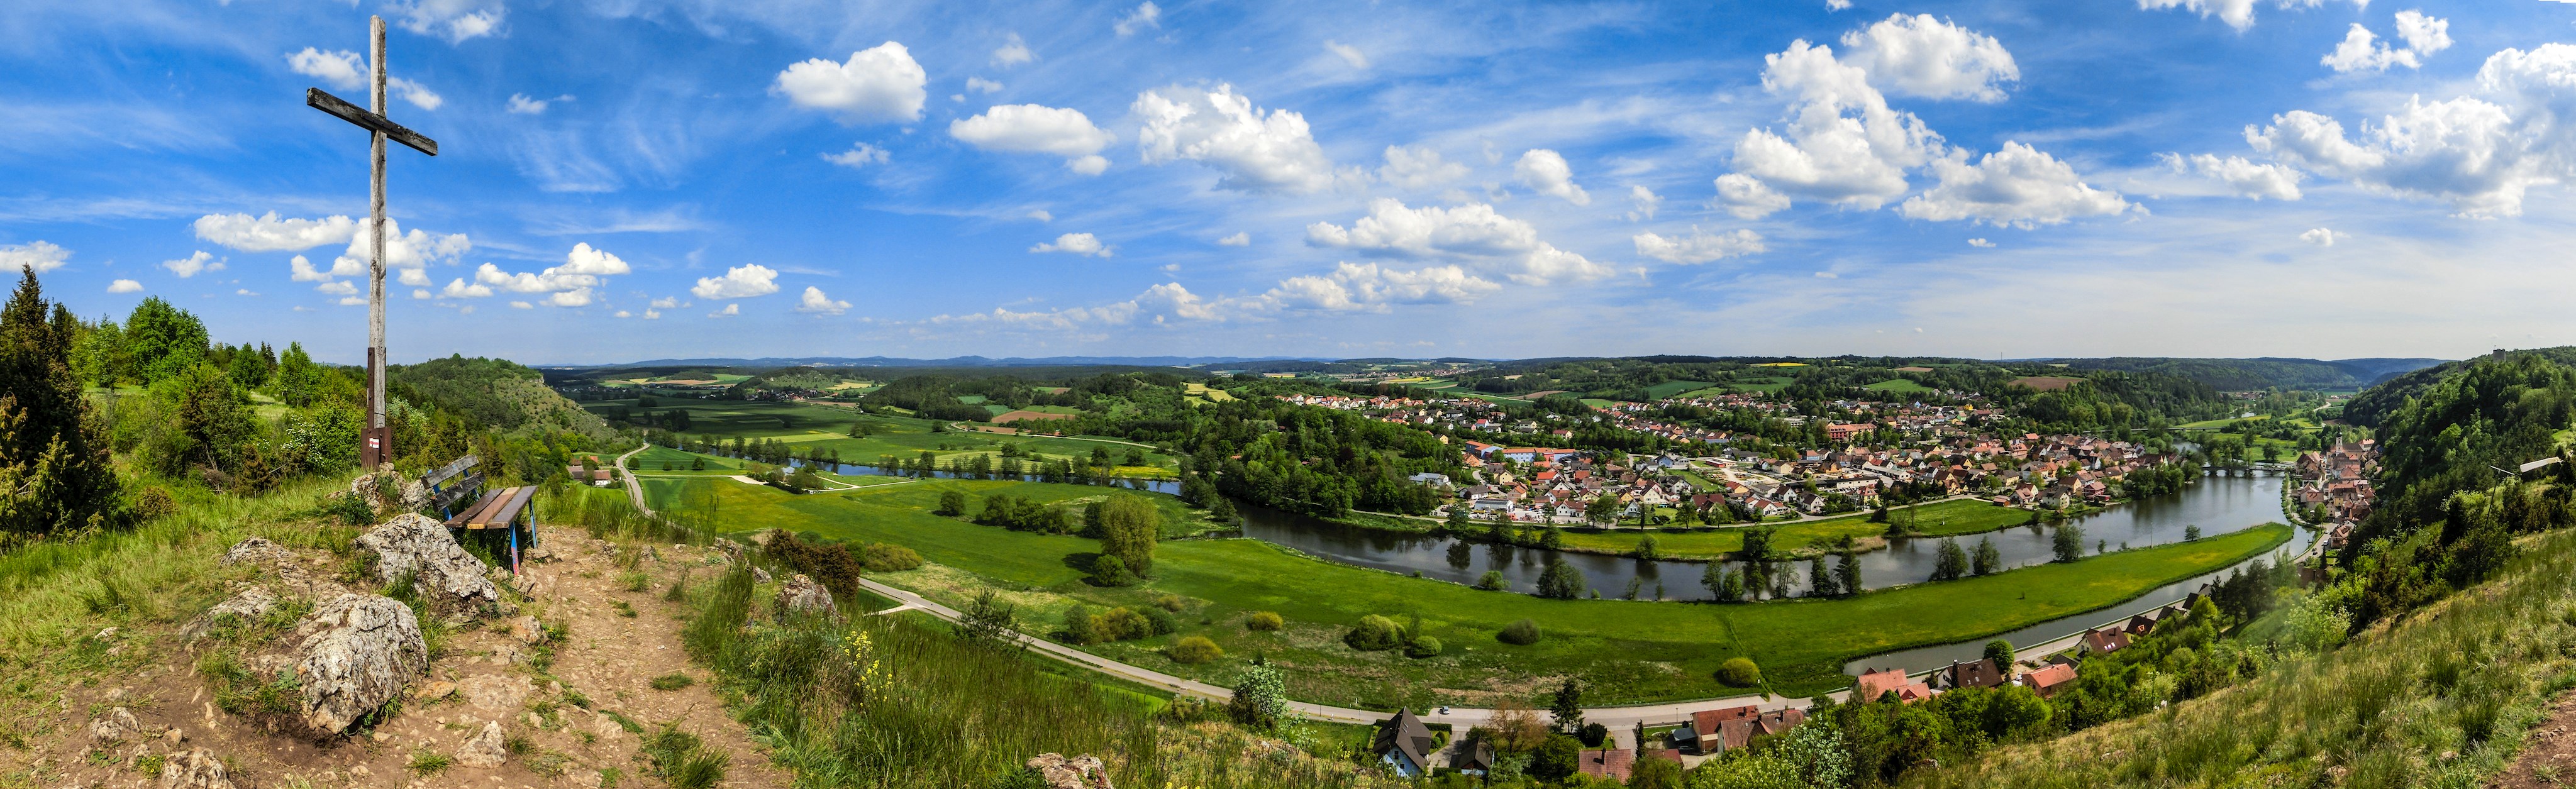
<box><xmin>562</xmin><ymin>355</ymin><xmax>1326</xmax><ymax>368</ymax></box>
<box><xmin>2052</xmin><ymin>356</ymin><xmax>2446</xmax><ymax>391</ymax></box>
<box><xmin>2345</xmin><ymin>347</ymin><xmax>2576</xmax><ymax>426</ymax></box>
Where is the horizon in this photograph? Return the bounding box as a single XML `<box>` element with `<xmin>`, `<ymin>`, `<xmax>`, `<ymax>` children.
<box><xmin>8</xmin><ymin>0</ymin><xmax>2576</xmax><ymax>365</ymax></box>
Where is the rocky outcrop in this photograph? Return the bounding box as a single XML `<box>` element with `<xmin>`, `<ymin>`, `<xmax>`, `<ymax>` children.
<box><xmin>455</xmin><ymin>722</ymin><xmax>508</xmax><ymax>767</ymax></box>
<box><xmin>90</xmin><ymin>707</ymin><xmax>139</xmax><ymax>744</ymax></box>
<box><xmin>291</xmin><ymin>594</ymin><xmax>428</xmax><ymax>734</ymax></box>
<box><xmin>460</xmin><ymin>674</ymin><xmax>531</xmax><ymax>712</ymax></box>
<box><xmin>221</xmin><ymin>538</ymin><xmax>296</xmax><ymax>569</ymax></box>
<box><xmin>341</xmin><ymin>472</ymin><xmax>430</xmax><ymax>514</ymax></box>
<box><xmin>777</xmin><ymin>573</ymin><xmax>838</xmax><ymax>619</ymax></box>
<box><xmin>160</xmin><ymin>749</ymin><xmax>235</xmax><ymax>789</ymax></box>
<box><xmin>181</xmin><ymin>587</ymin><xmax>279</xmax><ymax>641</ymax></box>
<box><xmin>353</xmin><ymin>514</ymin><xmax>500</xmax><ymax>614</ymax></box>
<box><xmin>505</xmin><ymin>615</ymin><xmax>545</xmax><ymax>644</ymax></box>
<box><xmin>1026</xmin><ymin>754</ymin><xmax>1114</xmax><ymax>789</ymax></box>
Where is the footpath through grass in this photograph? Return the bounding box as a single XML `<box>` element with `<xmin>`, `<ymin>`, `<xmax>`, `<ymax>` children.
<box><xmin>657</xmin><ymin>478</ymin><xmax>2291</xmax><ymax>706</ymax></box>
<box><xmin>1553</xmin><ymin>498</ymin><xmax>2029</xmax><ymax>559</ymax></box>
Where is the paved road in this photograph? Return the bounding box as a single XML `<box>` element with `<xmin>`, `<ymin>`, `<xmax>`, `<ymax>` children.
<box><xmin>614</xmin><ymin>443</ymin><xmax>650</xmax><ymax>512</ymax></box>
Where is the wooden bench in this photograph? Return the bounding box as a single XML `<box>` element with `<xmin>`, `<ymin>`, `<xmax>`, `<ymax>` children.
<box><xmin>444</xmin><ymin>484</ymin><xmax>538</xmax><ymax>573</ymax></box>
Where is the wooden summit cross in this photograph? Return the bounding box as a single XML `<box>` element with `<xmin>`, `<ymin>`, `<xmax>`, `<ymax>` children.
<box><xmin>306</xmin><ymin>15</ymin><xmax>439</xmax><ymax>468</ymax></box>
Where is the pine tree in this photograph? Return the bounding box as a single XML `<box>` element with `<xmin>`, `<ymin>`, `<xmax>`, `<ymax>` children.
<box><xmin>0</xmin><ymin>269</ymin><xmax>124</xmax><ymax>536</ymax></box>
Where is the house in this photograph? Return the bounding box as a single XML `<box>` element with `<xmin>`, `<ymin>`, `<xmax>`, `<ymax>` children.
<box><xmin>1409</xmin><ymin>472</ymin><xmax>1453</xmax><ymax>487</ymax></box>
<box><xmin>592</xmin><ymin>469</ymin><xmax>615</xmax><ymax>487</ymax></box>
<box><xmin>1370</xmin><ymin>709</ymin><xmax>1438</xmax><ymax>778</ymax></box>
<box><xmin>2123</xmin><ymin>612</ymin><xmax>2159</xmax><ymax>636</ymax></box>
<box><xmin>1853</xmin><ymin>668</ymin><xmax>1935</xmax><ymax>703</ymax></box>
<box><xmin>1690</xmin><ymin>705</ymin><xmax>1762</xmax><ymax>753</ymax></box>
<box><xmin>1446</xmin><ymin>732</ymin><xmax>1495</xmax><ymax>775</ymax></box>
<box><xmin>2082</xmin><ymin>627</ymin><xmax>2132</xmax><ymax>656</ymax></box>
<box><xmin>1936</xmin><ymin>658</ymin><xmax>2006</xmax><ymax>690</ymax></box>
<box><xmin>1577</xmin><ymin>748</ymin><xmax>1635</xmax><ymax>782</ymax></box>
<box><xmin>2022</xmin><ymin>663</ymin><xmax>2078</xmax><ymax>698</ymax></box>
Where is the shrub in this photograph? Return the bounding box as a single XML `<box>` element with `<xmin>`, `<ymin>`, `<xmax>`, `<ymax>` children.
<box><xmin>1094</xmin><ymin>607</ymin><xmax>1153</xmax><ymax>642</ymax></box>
<box><xmin>1499</xmin><ymin>619</ymin><xmax>1541</xmax><ymax>646</ymax></box>
<box><xmin>1245</xmin><ymin>611</ymin><xmax>1284</xmax><ymax>631</ymax></box>
<box><xmin>649</xmin><ymin>673</ymin><xmax>694</xmax><ymax>690</ymax></box>
<box><xmin>1153</xmin><ymin>593</ymin><xmax>1186</xmax><ymax>612</ymax></box>
<box><xmin>1579</xmin><ymin>722</ymin><xmax>1608</xmax><ymax>748</ymax></box>
<box><xmin>1345</xmin><ymin>614</ymin><xmax>1406</xmax><ymax>651</ymax></box>
<box><xmin>130</xmin><ymin>487</ymin><xmax>175</xmax><ymax>521</ymax></box>
<box><xmin>857</xmin><ymin>543</ymin><xmax>922</xmax><ymax>572</ymax></box>
<box><xmin>1139</xmin><ymin>605</ymin><xmax>1177</xmax><ymax>636</ymax></box>
<box><xmin>1168</xmin><ymin>636</ymin><xmax>1223</xmax><ymax>665</ymax></box>
<box><xmin>1475</xmin><ymin>570</ymin><xmax>1508</xmax><ymax>591</ymax></box>
<box><xmin>1405</xmin><ymin>636</ymin><xmax>1443</xmax><ymax>658</ymax></box>
<box><xmin>1089</xmin><ymin>555</ymin><xmax>1138</xmax><ymax>587</ymax></box>
<box><xmin>1063</xmin><ymin>604</ymin><xmax>1099</xmax><ymax>645</ymax></box>
<box><xmin>1718</xmin><ymin>657</ymin><xmax>1762</xmax><ymax>687</ymax></box>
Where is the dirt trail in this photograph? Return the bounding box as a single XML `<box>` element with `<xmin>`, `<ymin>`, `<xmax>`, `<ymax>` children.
<box><xmin>2493</xmin><ymin>690</ymin><xmax>2576</xmax><ymax>788</ymax></box>
<box><xmin>20</xmin><ymin>525</ymin><xmax>789</xmax><ymax>789</ymax></box>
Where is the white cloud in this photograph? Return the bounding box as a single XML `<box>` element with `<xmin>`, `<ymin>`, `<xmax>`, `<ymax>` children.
<box><xmin>560</xmin><ymin>243</ymin><xmax>631</xmax><ymax>275</ymax></box>
<box><xmin>950</xmin><ymin>104</ymin><xmax>1115</xmax><ymax>174</ymax></box>
<box><xmin>774</xmin><ymin>43</ymin><xmax>928</xmax><ymax>125</ymax></box>
<box><xmin>1715</xmin><ymin>40</ymin><xmax>1942</xmax><ymax>217</ymax></box>
<box><xmin>1898</xmin><ymin>142</ymin><xmax>2135</xmax><ymax>226</ymax></box>
<box><xmin>1814</xmin><ymin>271</ymin><xmax>1839</xmax><ymax>279</ymax></box>
<box><xmin>1626</xmin><ymin>185</ymin><xmax>1663</xmax><ymax>221</ymax></box>
<box><xmin>2393</xmin><ymin>11</ymin><xmax>2452</xmax><ymax>59</ymax></box>
<box><xmin>389</xmin><ymin>77</ymin><xmax>441</xmax><ymax>111</ymax></box>
<box><xmin>326</xmin><ymin>218</ymin><xmax>470</xmax><ymax>280</ymax></box>
<box><xmin>1838</xmin><ymin>13</ymin><xmax>2019</xmax><ymax>102</ymax></box>
<box><xmin>1026</xmin><ymin>210</ymin><xmax>1053</xmax><ymax>222</ymax></box>
<box><xmin>507</xmin><ymin>93</ymin><xmax>572</xmax><ymax>114</ymax></box>
<box><xmin>194</xmin><ymin>212</ymin><xmax>358</xmax><ymax>252</ymax></box>
<box><xmin>391</xmin><ymin>0</ymin><xmax>503</xmax><ymax>43</ymax></box>
<box><xmin>966</xmin><ymin>77</ymin><xmax>1004</xmax><ymax>94</ymax></box>
<box><xmin>1632</xmin><ymin>227</ymin><xmax>1767</xmax><ymax>264</ymax></box>
<box><xmin>2136</xmin><ymin>0</ymin><xmax>2367</xmax><ymax>31</ymax></box>
<box><xmin>1265</xmin><ymin>262</ymin><xmax>1497</xmax><ymax>311</ymax></box>
<box><xmin>2301</xmin><ymin>227</ymin><xmax>2342</xmax><ymax>246</ymax></box>
<box><xmin>641</xmin><ymin>309</ymin><xmax>661</xmax><ymax>319</ymax></box>
<box><xmin>2243</xmin><ymin>44</ymin><xmax>2576</xmax><ymax>218</ymax></box>
<box><xmin>1217</xmin><ymin>232</ymin><xmax>1250</xmax><ymax>246</ymax></box>
<box><xmin>1324</xmin><ymin>40</ymin><xmax>1368</xmax><ymax>69</ymax></box>
<box><xmin>1</xmin><ymin>241</ymin><xmax>70</xmax><ymax>273</ymax></box>
<box><xmin>709</xmin><ymin>304</ymin><xmax>740</xmax><ymax>317</ymax></box>
<box><xmin>440</xmin><ymin>277</ymin><xmax>492</xmax><ymax>299</ymax></box>
<box><xmin>316</xmin><ymin>280</ymin><xmax>358</xmax><ymax>296</ymax></box>
<box><xmin>2323</xmin><ymin>12</ymin><xmax>2451</xmax><ymax>73</ymax></box>
<box><xmin>650</xmin><ymin>296</ymin><xmax>679</xmax><ymax>309</ymax></box>
<box><xmin>796</xmin><ymin>285</ymin><xmax>852</xmax><ymax>315</ymax></box>
<box><xmin>823</xmin><ymin>142</ymin><xmax>891</xmax><ymax>168</ymax></box>
<box><xmin>160</xmin><ymin>250</ymin><xmax>225</xmax><ymax>279</ymax></box>
<box><xmin>1031</xmin><ymin>233</ymin><xmax>1113</xmax><ymax>257</ymax></box>
<box><xmin>992</xmin><ymin>33</ymin><xmax>1035</xmax><ymax>67</ymax></box>
<box><xmin>1967</xmin><ymin>238</ymin><xmax>1996</xmax><ymax>247</ymax></box>
<box><xmin>614</xmin><ymin>310</ymin><xmax>631</xmax><ymax>318</ymax></box>
<box><xmin>1306</xmin><ymin>198</ymin><xmax>1611</xmax><ymax>285</ymax></box>
<box><xmin>691</xmin><ymin>264</ymin><xmax>781</xmax><ymax>299</ymax></box>
<box><xmin>236</xmin><ymin>289</ymin><xmax>258</xmax><ymax>296</ymax></box>
<box><xmin>1133</xmin><ymin>84</ymin><xmax>1336</xmax><ymax>194</ymax></box>
<box><xmin>1378</xmin><ymin>145</ymin><xmax>1469</xmax><ymax>190</ymax></box>
<box><xmin>1114</xmin><ymin>2</ymin><xmax>1161</xmax><ymax>36</ymax></box>
<box><xmin>1513</xmin><ymin>150</ymin><xmax>1591</xmax><ymax>205</ymax></box>
<box><xmin>509</xmin><ymin>301</ymin><xmax>533</xmax><ymax>309</ymax></box>
<box><xmin>450</xmin><ymin>243</ymin><xmax>628</xmax><ymax>306</ymax></box>
<box><xmin>286</xmin><ymin>48</ymin><xmax>364</xmax><ymax>91</ymax></box>
<box><xmin>106</xmin><ymin>279</ymin><xmax>142</xmax><ymax>294</ymax></box>
<box><xmin>2163</xmin><ymin>152</ymin><xmax>2304</xmax><ymax>200</ymax></box>
<box><xmin>1827</xmin><ymin>0</ymin><xmax>1852</xmax><ymax>9</ymax></box>
<box><xmin>413</xmin><ymin>289</ymin><xmax>431</xmax><ymax>299</ymax></box>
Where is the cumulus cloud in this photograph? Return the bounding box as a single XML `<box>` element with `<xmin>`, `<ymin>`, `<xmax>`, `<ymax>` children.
<box><xmin>2163</xmin><ymin>153</ymin><xmax>2303</xmax><ymax>200</ymax></box>
<box><xmin>1306</xmin><ymin>198</ymin><xmax>1611</xmax><ymax>285</ymax></box>
<box><xmin>389</xmin><ymin>78</ymin><xmax>441</xmax><ymax>111</ymax></box>
<box><xmin>162</xmin><ymin>251</ymin><xmax>225</xmax><ymax>278</ymax></box>
<box><xmin>966</xmin><ymin>77</ymin><xmax>1003</xmax><ymax>94</ymax></box>
<box><xmin>823</xmin><ymin>142</ymin><xmax>891</xmax><ymax>168</ymax></box>
<box><xmin>1</xmin><ymin>241</ymin><xmax>70</xmax><ymax>273</ymax></box>
<box><xmin>950</xmin><ymin>104</ymin><xmax>1116</xmax><ymax>174</ymax></box>
<box><xmin>650</xmin><ymin>296</ymin><xmax>679</xmax><ymax>309</ymax></box>
<box><xmin>1031</xmin><ymin>233</ymin><xmax>1113</xmax><ymax>257</ymax></box>
<box><xmin>106</xmin><ymin>279</ymin><xmax>142</xmax><ymax>294</ymax></box>
<box><xmin>992</xmin><ymin>33</ymin><xmax>1034</xmax><ymax>67</ymax></box>
<box><xmin>1898</xmin><ymin>143</ymin><xmax>2134</xmax><ymax>227</ymax></box>
<box><xmin>1114</xmin><ymin>2</ymin><xmax>1160</xmax><ymax>36</ymax></box>
<box><xmin>2136</xmin><ymin>0</ymin><xmax>2367</xmax><ymax>31</ymax></box>
<box><xmin>1324</xmin><ymin>40</ymin><xmax>1368</xmax><ymax>69</ymax></box>
<box><xmin>287</xmin><ymin>48</ymin><xmax>365</xmax><ymax>91</ymax></box>
<box><xmin>1967</xmin><ymin>238</ymin><xmax>1995</xmax><ymax>247</ymax></box>
<box><xmin>691</xmin><ymin>264</ymin><xmax>781</xmax><ymax>299</ymax></box>
<box><xmin>796</xmin><ymin>285</ymin><xmax>852</xmax><ymax>314</ymax></box>
<box><xmin>1134</xmin><ymin>84</ymin><xmax>1336</xmax><ymax>194</ymax></box>
<box><xmin>1827</xmin><ymin>0</ymin><xmax>1852</xmax><ymax>9</ymax></box>
<box><xmin>2243</xmin><ymin>44</ymin><xmax>2576</xmax><ymax>217</ymax></box>
<box><xmin>1632</xmin><ymin>227</ymin><xmax>1767</xmax><ymax>264</ymax></box>
<box><xmin>1378</xmin><ymin>145</ymin><xmax>1469</xmax><ymax>190</ymax></box>
<box><xmin>1838</xmin><ymin>13</ymin><xmax>2019</xmax><ymax>102</ymax></box>
<box><xmin>1026</xmin><ymin>210</ymin><xmax>1053</xmax><ymax>222</ymax></box>
<box><xmin>317</xmin><ymin>218</ymin><xmax>469</xmax><ymax>282</ymax></box>
<box><xmin>2323</xmin><ymin>13</ymin><xmax>2450</xmax><ymax>73</ymax></box>
<box><xmin>642</xmin><ymin>309</ymin><xmax>662</xmax><ymax>319</ymax></box>
<box><xmin>1264</xmin><ymin>262</ymin><xmax>1497</xmax><ymax>312</ymax></box>
<box><xmin>1217</xmin><ymin>232</ymin><xmax>1250</xmax><ymax>246</ymax></box>
<box><xmin>194</xmin><ymin>212</ymin><xmax>359</xmax><ymax>252</ymax></box>
<box><xmin>391</xmin><ymin>0</ymin><xmax>503</xmax><ymax>43</ymax></box>
<box><xmin>709</xmin><ymin>303</ymin><xmax>740</xmax><ymax>317</ymax></box>
<box><xmin>774</xmin><ymin>42</ymin><xmax>928</xmax><ymax>124</ymax></box>
<box><xmin>2394</xmin><ymin>11</ymin><xmax>2452</xmax><ymax>59</ymax></box>
<box><xmin>506</xmin><ymin>93</ymin><xmax>572</xmax><ymax>114</ymax></box>
<box><xmin>1513</xmin><ymin>150</ymin><xmax>1591</xmax><ymax>204</ymax></box>
<box><xmin>453</xmin><ymin>243</ymin><xmax>629</xmax><ymax>306</ymax></box>
<box><xmin>440</xmin><ymin>277</ymin><xmax>492</xmax><ymax>299</ymax></box>
<box><xmin>1715</xmin><ymin>40</ymin><xmax>1943</xmax><ymax>217</ymax></box>
<box><xmin>510</xmin><ymin>301</ymin><xmax>533</xmax><ymax>309</ymax></box>
<box><xmin>1626</xmin><ymin>185</ymin><xmax>1663</xmax><ymax>221</ymax></box>
<box><xmin>2301</xmin><ymin>227</ymin><xmax>2342</xmax><ymax>246</ymax></box>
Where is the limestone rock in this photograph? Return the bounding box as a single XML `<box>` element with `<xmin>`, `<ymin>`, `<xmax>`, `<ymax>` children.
<box><xmin>777</xmin><ymin>573</ymin><xmax>838</xmax><ymax>619</ymax></box>
<box><xmin>416</xmin><ymin>680</ymin><xmax>457</xmax><ymax>702</ymax></box>
<box><xmin>460</xmin><ymin>674</ymin><xmax>531</xmax><ymax>712</ymax></box>
<box><xmin>506</xmin><ymin>615</ymin><xmax>545</xmax><ymax>644</ymax></box>
<box><xmin>455</xmin><ymin>722</ymin><xmax>508</xmax><ymax>768</ymax></box>
<box><xmin>1025</xmin><ymin>753</ymin><xmax>1114</xmax><ymax>789</ymax></box>
<box><xmin>589</xmin><ymin>710</ymin><xmax>625</xmax><ymax>741</ymax></box>
<box><xmin>90</xmin><ymin>707</ymin><xmax>139</xmax><ymax>744</ymax></box>
<box><xmin>752</xmin><ymin>567</ymin><xmax>773</xmax><ymax>583</ymax></box>
<box><xmin>159</xmin><ymin>749</ymin><xmax>234</xmax><ymax>789</ymax></box>
<box><xmin>347</xmin><ymin>472</ymin><xmax>430</xmax><ymax>513</ymax></box>
<box><xmin>181</xmin><ymin>587</ymin><xmax>280</xmax><ymax>641</ymax></box>
<box><xmin>291</xmin><ymin>593</ymin><xmax>429</xmax><ymax>735</ymax></box>
<box><xmin>353</xmin><ymin>514</ymin><xmax>500</xmax><ymax>614</ymax></box>
<box><xmin>220</xmin><ymin>538</ymin><xmax>296</xmax><ymax>569</ymax></box>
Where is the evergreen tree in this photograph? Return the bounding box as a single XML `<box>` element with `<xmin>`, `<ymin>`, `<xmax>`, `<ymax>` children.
<box><xmin>1834</xmin><ymin>552</ymin><xmax>1862</xmax><ymax>597</ymax></box>
<box><xmin>0</xmin><ymin>270</ymin><xmax>124</xmax><ymax>535</ymax></box>
<box><xmin>1972</xmin><ymin>535</ymin><xmax>2002</xmax><ymax>575</ymax></box>
<box><xmin>1548</xmin><ymin>678</ymin><xmax>1584</xmax><ymax>735</ymax></box>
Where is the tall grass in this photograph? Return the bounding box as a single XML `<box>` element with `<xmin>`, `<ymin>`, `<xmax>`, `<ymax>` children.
<box><xmin>1907</xmin><ymin>527</ymin><xmax>2576</xmax><ymax>789</ymax></box>
<box><xmin>540</xmin><ymin>482</ymin><xmax>705</xmax><ymax>546</ymax></box>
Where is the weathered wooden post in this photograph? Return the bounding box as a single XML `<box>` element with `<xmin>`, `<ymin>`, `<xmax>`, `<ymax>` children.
<box><xmin>305</xmin><ymin>15</ymin><xmax>439</xmax><ymax>468</ymax></box>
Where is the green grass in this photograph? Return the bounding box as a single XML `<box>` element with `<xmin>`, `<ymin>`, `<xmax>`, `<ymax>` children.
<box><xmin>1864</xmin><ymin>378</ymin><xmax>1936</xmax><ymax>394</ymax></box>
<box><xmin>657</xmin><ymin>477</ymin><xmax>2289</xmax><ymax>705</ymax></box>
<box><xmin>1641</xmin><ymin>380</ymin><xmax>1718</xmax><ymax>399</ymax></box>
<box><xmin>1553</xmin><ymin>499</ymin><xmax>2028</xmax><ymax>559</ymax></box>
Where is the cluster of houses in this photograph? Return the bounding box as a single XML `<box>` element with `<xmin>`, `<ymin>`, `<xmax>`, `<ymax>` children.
<box><xmin>1855</xmin><ymin>590</ymin><xmax>2208</xmax><ymax>705</ymax></box>
<box><xmin>2294</xmin><ymin>439</ymin><xmax>2380</xmax><ymax>546</ymax></box>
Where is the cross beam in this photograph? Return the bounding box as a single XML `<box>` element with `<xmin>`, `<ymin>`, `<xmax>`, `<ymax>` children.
<box><xmin>306</xmin><ymin>88</ymin><xmax>440</xmax><ymax>157</ymax></box>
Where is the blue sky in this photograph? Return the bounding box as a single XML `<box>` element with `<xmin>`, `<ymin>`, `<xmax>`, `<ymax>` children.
<box><xmin>7</xmin><ymin>0</ymin><xmax>2576</xmax><ymax>365</ymax></box>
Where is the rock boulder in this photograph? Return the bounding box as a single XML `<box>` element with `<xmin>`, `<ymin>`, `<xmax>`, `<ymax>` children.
<box><xmin>777</xmin><ymin>573</ymin><xmax>838</xmax><ymax>619</ymax></box>
<box><xmin>90</xmin><ymin>707</ymin><xmax>139</xmax><ymax>744</ymax></box>
<box><xmin>1026</xmin><ymin>753</ymin><xmax>1114</xmax><ymax>789</ymax></box>
<box><xmin>180</xmin><ymin>587</ymin><xmax>280</xmax><ymax>641</ymax></box>
<box><xmin>292</xmin><ymin>593</ymin><xmax>428</xmax><ymax>735</ymax></box>
<box><xmin>460</xmin><ymin>674</ymin><xmax>531</xmax><ymax>712</ymax></box>
<box><xmin>353</xmin><ymin>514</ymin><xmax>500</xmax><ymax>614</ymax></box>
<box><xmin>455</xmin><ymin>722</ymin><xmax>508</xmax><ymax>767</ymax></box>
<box><xmin>160</xmin><ymin>749</ymin><xmax>235</xmax><ymax>789</ymax></box>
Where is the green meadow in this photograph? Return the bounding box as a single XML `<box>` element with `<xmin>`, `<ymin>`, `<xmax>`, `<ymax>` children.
<box><xmin>1553</xmin><ymin>498</ymin><xmax>2030</xmax><ymax>559</ymax></box>
<box><xmin>586</xmin><ymin>399</ymin><xmax>1180</xmax><ymax>476</ymax></box>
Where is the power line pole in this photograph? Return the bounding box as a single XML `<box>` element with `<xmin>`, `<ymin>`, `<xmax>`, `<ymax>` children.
<box><xmin>306</xmin><ymin>15</ymin><xmax>438</xmax><ymax>468</ymax></box>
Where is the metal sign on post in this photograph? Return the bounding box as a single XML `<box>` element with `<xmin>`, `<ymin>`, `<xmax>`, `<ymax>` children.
<box><xmin>308</xmin><ymin>15</ymin><xmax>439</xmax><ymax>470</ymax></box>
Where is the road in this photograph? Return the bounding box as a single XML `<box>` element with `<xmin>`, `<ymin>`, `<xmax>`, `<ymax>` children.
<box><xmin>614</xmin><ymin>439</ymin><xmax>1821</xmax><ymax>729</ymax></box>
